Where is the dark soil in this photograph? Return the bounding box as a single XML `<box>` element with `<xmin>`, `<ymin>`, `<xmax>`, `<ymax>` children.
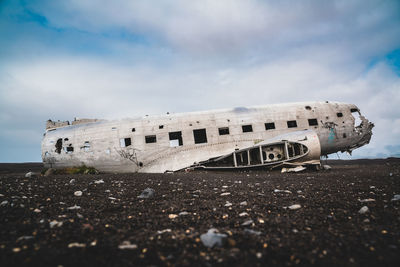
<box><xmin>0</xmin><ymin>159</ymin><xmax>399</xmax><ymax>266</ymax></box>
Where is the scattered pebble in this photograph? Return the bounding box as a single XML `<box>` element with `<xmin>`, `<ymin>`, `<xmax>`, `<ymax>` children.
<box><xmin>274</xmin><ymin>189</ymin><xmax>292</xmax><ymax>193</ymax></box>
<box><xmin>118</xmin><ymin>241</ymin><xmax>137</xmax><ymax>250</ymax></box>
<box><xmin>25</xmin><ymin>172</ymin><xmax>36</xmax><ymax>178</ymax></box>
<box><xmin>67</xmin><ymin>205</ymin><xmax>81</xmax><ymax>210</ymax></box>
<box><xmin>69</xmin><ymin>179</ymin><xmax>76</xmax><ymax>184</ymax></box>
<box><xmin>358</xmin><ymin>206</ymin><xmax>369</xmax><ymax>214</ymax></box>
<box><xmin>241</xmin><ymin>219</ymin><xmax>253</xmax><ymax>226</ymax></box>
<box><xmin>224</xmin><ymin>201</ymin><xmax>232</xmax><ymax>207</ymax></box>
<box><xmin>168</xmin><ymin>214</ymin><xmax>178</xmax><ymax>219</ymax></box>
<box><xmin>200</xmin><ymin>228</ymin><xmax>227</xmax><ymax>248</ymax></box>
<box><xmin>220</xmin><ymin>192</ymin><xmax>231</xmax><ymax>196</ymax></box>
<box><xmin>16</xmin><ymin>236</ymin><xmax>34</xmax><ymax>242</ymax></box>
<box><xmin>359</xmin><ymin>198</ymin><xmax>375</xmax><ymax>203</ymax></box>
<box><xmin>244</xmin><ymin>228</ymin><xmax>261</xmax><ymax>235</ymax></box>
<box><xmin>68</xmin><ymin>242</ymin><xmax>86</xmax><ymax>248</ymax></box>
<box><xmin>288</xmin><ymin>204</ymin><xmax>301</xmax><ymax>210</ymax></box>
<box><xmin>33</xmin><ymin>208</ymin><xmax>41</xmax><ymax>213</ymax></box>
<box><xmin>74</xmin><ymin>191</ymin><xmax>82</xmax><ymax>197</ymax></box>
<box><xmin>49</xmin><ymin>220</ymin><xmax>63</xmax><ymax>228</ymax></box>
<box><xmin>137</xmin><ymin>188</ymin><xmax>155</xmax><ymax>199</ymax></box>
<box><xmin>391</xmin><ymin>195</ymin><xmax>400</xmax><ymax>202</ymax></box>
<box><xmin>179</xmin><ymin>211</ymin><xmax>190</xmax><ymax>216</ymax></box>
<box><xmin>0</xmin><ymin>200</ymin><xmax>8</xmax><ymax>206</ymax></box>
<box><xmin>240</xmin><ymin>201</ymin><xmax>247</xmax><ymax>206</ymax></box>
<box><xmin>239</xmin><ymin>212</ymin><xmax>249</xmax><ymax>217</ymax></box>
<box><xmin>94</xmin><ymin>179</ymin><xmax>104</xmax><ymax>184</ymax></box>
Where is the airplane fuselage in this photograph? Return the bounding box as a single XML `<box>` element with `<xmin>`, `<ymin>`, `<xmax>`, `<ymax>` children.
<box><xmin>41</xmin><ymin>101</ymin><xmax>374</xmax><ymax>173</ymax></box>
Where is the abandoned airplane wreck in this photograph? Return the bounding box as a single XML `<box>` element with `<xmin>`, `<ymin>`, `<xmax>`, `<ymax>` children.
<box><xmin>41</xmin><ymin>101</ymin><xmax>374</xmax><ymax>173</ymax></box>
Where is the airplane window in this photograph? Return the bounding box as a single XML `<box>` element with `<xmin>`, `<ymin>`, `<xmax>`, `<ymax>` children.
<box><xmin>120</xmin><ymin>138</ymin><xmax>131</xmax><ymax>147</ymax></box>
<box><xmin>169</xmin><ymin>131</ymin><xmax>183</xmax><ymax>147</ymax></box>
<box><xmin>287</xmin><ymin>120</ymin><xmax>297</xmax><ymax>128</ymax></box>
<box><xmin>55</xmin><ymin>138</ymin><xmax>62</xmax><ymax>154</ymax></box>
<box><xmin>145</xmin><ymin>135</ymin><xmax>157</xmax><ymax>143</ymax></box>
<box><xmin>218</xmin><ymin>127</ymin><xmax>230</xmax><ymax>135</ymax></box>
<box><xmin>193</xmin><ymin>129</ymin><xmax>208</xmax><ymax>144</ymax></box>
<box><xmin>242</xmin><ymin>125</ymin><xmax>253</xmax><ymax>132</ymax></box>
<box><xmin>308</xmin><ymin>119</ymin><xmax>318</xmax><ymax>126</ymax></box>
<box><xmin>265</xmin><ymin>122</ymin><xmax>275</xmax><ymax>130</ymax></box>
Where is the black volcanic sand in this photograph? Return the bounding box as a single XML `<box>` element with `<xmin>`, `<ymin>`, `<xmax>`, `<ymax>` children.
<box><xmin>0</xmin><ymin>159</ymin><xmax>399</xmax><ymax>266</ymax></box>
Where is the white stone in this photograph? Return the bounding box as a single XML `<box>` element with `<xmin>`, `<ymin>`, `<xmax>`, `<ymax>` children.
<box><xmin>358</xmin><ymin>206</ymin><xmax>369</xmax><ymax>214</ymax></box>
<box><xmin>288</xmin><ymin>204</ymin><xmax>301</xmax><ymax>210</ymax></box>
<box><xmin>74</xmin><ymin>191</ymin><xmax>82</xmax><ymax>197</ymax></box>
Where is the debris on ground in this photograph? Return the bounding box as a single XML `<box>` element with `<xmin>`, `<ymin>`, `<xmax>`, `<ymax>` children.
<box><xmin>137</xmin><ymin>188</ymin><xmax>155</xmax><ymax>199</ymax></box>
<box><xmin>200</xmin><ymin>228</ymin><xmax>227</xmax><ymax>248</ymax></box>
<box><xmin>358</xmin><ymin>206</ymin><xmax>369</xmax><ymax>214</ymax></box>
<box><xmin>281</xmin><ymin>166</ymin><xmax>306</xmax><ymax>173</ymax></box>
<box><xmin>118</xmin><ymin>241</ymin><xmax>137</xmax><ymax>250</ymax></box>
<box><xmin>288</xmin><ymin>204</ymin><xmax>302</xmax><ymax>210</ymax></box>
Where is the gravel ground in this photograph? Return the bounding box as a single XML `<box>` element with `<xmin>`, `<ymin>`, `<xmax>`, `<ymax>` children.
<box><xmin>0</xmin><ymin>159</ymin><xmax>399</xmax><ymax>266</ymax></box>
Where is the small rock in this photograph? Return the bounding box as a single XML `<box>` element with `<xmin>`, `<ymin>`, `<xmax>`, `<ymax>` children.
<box><xmin>200</xmin><ymin>228</ymin><xmax>227</xmax><ymax>248</ymax></box>
<box><xmin>49</xmin><ymin>220</ymin><xmax>63</xmax><ymax>228</ymax></box>
<box><xmin>69</xmin><ymin>179</ymin><xmax>76</xmax><ymax>184</ymax></box>
<box><xmin>274</xmin><ymin>189</ymin><xmax>292</xmax><ymax>193</ymax></box>
<box><xmin>358</xmin><ymin>206</ymin><xmax>369</xmax><ymax>214</ymax></box>
<box><xmin>168</xmin><ymin>214</ymin><xmax>178</xmax><ymax>219</ymax></box>
<box><xmin>224</xmin><ymin>201</ymin><xmax>232</xmax><ymax>207</ymax></box>
<box><xmin>67</xmin><ymin>205</ymin><xmax>81</xmax><ymax>210</ymax></box>
<box><xmin>68</xmin><ymin>242</ymin><xmax>86</xmax><ymax>248</ymax></box>
<box><xmin>241</xmin><ymin>219</ymin><xmax>253</xmax><ymax>226</ymax></box>
<box><xmin>94</xmin><ymin>179</ymin><xmax>104</xmax><ymax>184</ymax></box>
<box><xmin>220</xmin><ymin>192</ymin><xmax>231</xmax><ymax>196</ymax></box>
<box><xmin>74</xmin><ymin>191</ymin><xmax>82</xmax><ymax>197</ymax></box>
<box><xmin>288</xmin><ymin>204</ymin><xmax>301</xmax><ymax>210</ymax></box>
<box><xmin>240</xmin><ymin>201</ymin><xmax>247</xmax><ymax>206</ymax></box>
<box><xmin>391</xmin><ymin>194</ymin><xmax>400</xmax><ymax>202</ymax></box>
<box><xmin>0</xmin><ymin>200</ymin><xmax>8</xmax><ymax>206</ymax></box>
<box><xmin>157</xmin><ymin>229</ymin><xmax>172</xmax><ymax>234</ymax></box>
<box><xmin>179</xmin><ymin>211</ymin><xmax>190</xmax><ymax>216</ymax></box>
<box><xmin>16</xmin><ymin>236</ymin><xmax>34</xmax><ymax>242</ymax></box>
<box><xmin>359</xmin><ymin>198</ymin><xmax>375</xmax><ymax>203</ymax></box>
<box><xmin>137</xmin><ymin>188</ymin><xmax>155</xmax><ymax>199</ymax></box>
<box><xmin>33</xmin><ymin>208</ymin><xmax>41</xmax><ymax>213</ymax></box>
<box><xmin>25</xmin><ymin>172</ymin><xmax>36</xmax><ymax>178</ymax></box>
<box><xmin>108</xmin><ymin>197</ymin><xmax>117</xmax><ymax>200</ymax></box>
<box><xmin>118</xmin><ymin>241</ymin><xmax>137</xmax><ymax>250</ymax></box>
<box><xmin>239</xmin><ymin>212</ymin><xmax>249</xmax><ymax>217</ymax></box>
<box><xmin>244</xmin><ymin>228</ymin><xmax>261</xmax><ymax>235</ymax></box>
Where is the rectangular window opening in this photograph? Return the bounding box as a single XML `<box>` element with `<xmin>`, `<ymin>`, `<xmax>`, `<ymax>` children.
<box><xmin>145</xmin><ymin>135</ymin><xmax>157</xmax><ymax>143</ymax></box>
<box><xmin>193</xmin><ymin>128</ymin><xmax>208</xmax><ymax>144</ymax></box>
<box><xmin>287</xmin><ymin>120</ymin><xmax>297</xmax><ymax>128</ymax></box>
<box><xmin>218</xmin><ymin>127</ymin><xmax>230</xmax><ymax>135</ymax></box>
<box><xmin>242</xmin><ymin>125</ymin><xmax>253</xmax><ymax>133</ymax></box>
<box><xmin>159</xmin><ymin>125</ymin><xmax>164</xmax><ymax>129</ymax></box>
<box><xmin>169</xmin><ymin>131</ymin><xmax>183</xmax><ymax>147</ymax></box>
<box><xmin>131</xmin><ymin>128</ymin><xmax>136</xmax><ymax>132</ymax></box>
<box><xmin>265</xmin><ymin>122</ymin><xmax>275</xmax><ymax>130</ymax></box>
<box><xmin>120</xmin><ymin>138</ymin><xmax>131</xmax><ymax>147</ymax></box>
<box><xmin>308</xmin><ymin>119</ymin><xmax>318</xmax><ymax>126</ymax></box>
<box><xmin>337</xmin><ymin>112</ymin><xmax>343</xmax><ymax>117</ymax></box>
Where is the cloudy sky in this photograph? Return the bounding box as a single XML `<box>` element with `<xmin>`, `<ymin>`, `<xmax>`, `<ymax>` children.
<box><xmin>0</xmin><ymin>0</ymin><xmax>399</xmax><ymax>162</ymax></box>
